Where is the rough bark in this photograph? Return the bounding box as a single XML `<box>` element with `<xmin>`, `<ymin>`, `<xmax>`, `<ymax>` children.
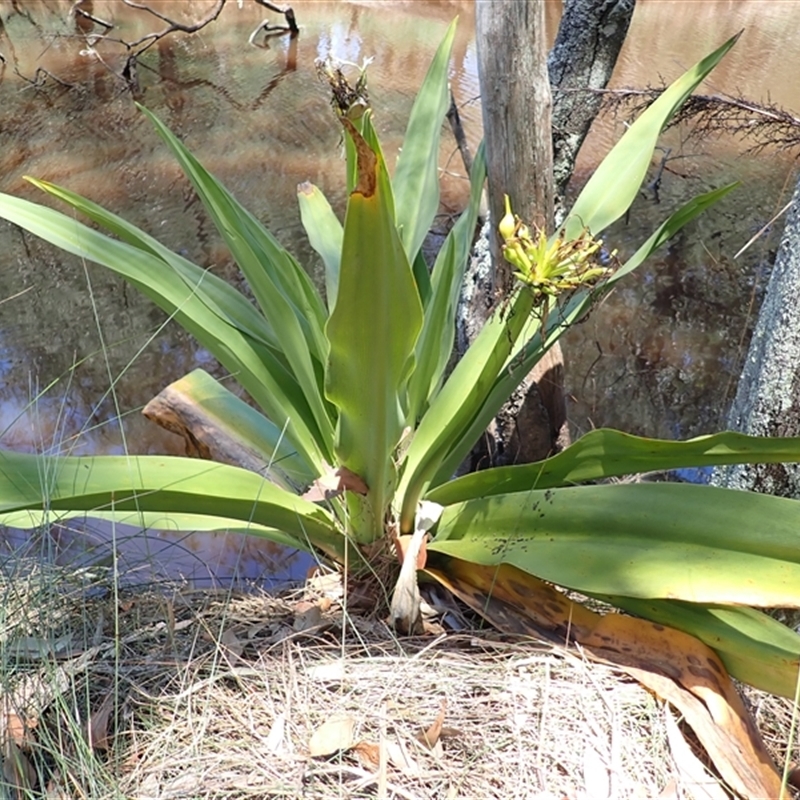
<box><xmin>713</xmin><ymin>178</ymin><xmax>800</xmax><ymax>497</ymax></box>
<box><xmin>463</xmin><ymin>0</ymin><xmax>635</xmax><ymax>467</ymax></box>
<box><xmin>469</xmin><ymin>0</ymin><xmax>562</xmax><ymax>467</ymax></box>
<box><xmin>476</xmin><ymin>0</ymin><xmax>554</xmax><ymax>278</ymax></box>
<box><xmin>548</xmin><ymin>0</ymin><xmax>636</xmax><ymax>217</ymax></box>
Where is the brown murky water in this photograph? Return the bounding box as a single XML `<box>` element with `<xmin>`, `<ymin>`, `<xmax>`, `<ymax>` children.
<box><xmin>1</xmin><ymin>0</ymin><xmax>799</xmax><ymax>583</ymax></box>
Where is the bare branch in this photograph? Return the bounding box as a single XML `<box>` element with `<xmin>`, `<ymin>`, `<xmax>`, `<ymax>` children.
<box><xmin>582</xmin><ymin>86</ymin><xmax>800</xmax><ymax>154</ymax></box>
<box><xmin>121</xmin><ymin>0</ymin><xmax>227</xmax><ymax>49</ymax></box>
<box><xmin>14</xmin><ymin>65</ymin><xmax>76</xmax><ymax>89</ymax></box>
<box><xmin>70</xmin><ymin>2</ymin><xmax>114</xmax><ymax>31</ymax></box>
<box><xmin>446</xmin><ymin>90</ymin><xmax>473</xmax><ymax>175</ymax></box>
<box><xmin>253</xmin><ymin>0</ymin><xmax>299</xmax><ymax>35</ymax></box>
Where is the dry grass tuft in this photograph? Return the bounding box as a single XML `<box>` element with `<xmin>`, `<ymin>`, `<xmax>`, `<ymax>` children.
<box><xmin>0</xmin><ymin>557</ymin><xmax>798</xmax><ymax>799</ymax></box>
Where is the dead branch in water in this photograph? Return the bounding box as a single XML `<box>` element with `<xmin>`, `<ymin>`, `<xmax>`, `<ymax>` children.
<box><xmin>120</xmin><ymin>0</ymin><xmax>226</xmax><ymax>50</ymax></box>
<box><xmin>579</xmin><ymin>86</ymin><xmax>800</xmax><ymax>154</ymax></box>
<box><xmin>63</xmin><ymin>0</ymin><xmax>299</xmax><ymax>92</ymax></box>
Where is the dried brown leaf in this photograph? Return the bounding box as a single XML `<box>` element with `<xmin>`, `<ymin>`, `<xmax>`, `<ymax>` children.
<box><xmin>87</xmin><ymin>691</ymin><xmax>115</xmax><ymax>752</ymax></box>
<box><xmin>293</xmin><ymin>600</ymin><xmax>324</xmax><ymax>632</ymax></box>
<box><xmin>302</xmin><ymin>462</ymin><xmax>368</xmax><ymax>501</ymax></box>
<box><xmin>219</xmin><ymin>627</ymin><xmax>244</xmax><ymax>658</ymax></box>
<box><xmin>655</xmin><ymin>779</ymin><xmax>680</xmax><ymax>800</ymax></box>
<box><xmin>415</xmin><ymin>699</ymin><xmax>446</xmax><ymax>750</ymax></box>
<box><xmin>429</xmin><ymin>557</ymin><xmax>784</xmax><ymax>800</ymax></box>
<box><xmin>308</xmin><ymin>715</ymin><xmax>355</xmax><ymax>757</ymax></box>
<box><xmin>2</xmin><ymin>738</ymin><xmax>37</xmax><ymax>795</ymax></box>
<box><xmin>304</xmin><ymin>568</ymin><xmax>344</xmax><ymax>602</ymax></box>
<box><xmin>5</xmin><ymin>711</ymin><xmax>30</xmax><ymax>748</ymax></box>
<box><xmin>353</xmin><ymin>739</ymin><xmax>381</xmax><ymax>770</ymax></box>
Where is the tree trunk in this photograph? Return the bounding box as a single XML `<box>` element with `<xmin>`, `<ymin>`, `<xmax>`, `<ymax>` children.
<box><xmin>549</xmin><ymin>0</ymin><xmax>636</xmax><ymax>219</ymax></box>
<box><xmin>713</xmin><ymin>179</ymin><xmax>800</xmax><ymax>497</ymax></box>
<box><xmin>476</xmin><ymin>0</ymin><xmax>554</xmax><ymax>279</ymax></box>
<box><xmin>464</xmin><ymin>0</ymin><xmax>636</xmax><ymax>467</ymax></box>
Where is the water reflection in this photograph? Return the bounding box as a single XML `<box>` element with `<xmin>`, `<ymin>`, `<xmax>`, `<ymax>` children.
<box><xmin>1</xmin><ymin>517</ymin><xmax>313</xmax><ymax>590</ymax></box>
<box><xmin>0</xmin><ymin>0</ymin><xmax>477</xmax><ymax>586</ymax></box>
<box><xmin>1</xmin><ymin>0</ymin><xmax>800</xmax><ymax>584</ymax></box>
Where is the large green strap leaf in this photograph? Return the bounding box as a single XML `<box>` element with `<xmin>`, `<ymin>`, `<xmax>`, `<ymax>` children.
<box><xmin>139</xmin><ymin>107</ymin><xmax>334</xmax><ymax>457</ymax></box>
<box><xmin>325</xmin><ymin>122</ymin><xmax>423</xmax><ymax>542</ymax></box>
<box><xmin>598</xmin><ymin>595</ymin><xmax>800</xmax><ymax>699</ymax></box>
<box><xmin>408</xmin><ymin>142</ymin><xmax>486</xmax><ymax>423</ymax></box>
<box><xmin>26</xmin><ymin>177</ymin><xmax>285</xmax><ymax>357</ymax></box>
<box><xmin>428</xmin><ymin>429</ymin><xmax>800</xmax><ymax>505</ymax></box>
<box><xmin>566</xmin><ymin>32</ymin><xmax>739</xmax><ymax>239</ymax></box>
<box><xmin>0</xmin><ymin>193</ymin><xmax>327</xmax><ymax>473</ymax></box>
<box><xmin>0</xmin><ymin>449</ymin><xmax>346</xmax><ymax>561</ymax></box>
<box><xmin>297</xmin><ymin>182</ymin><xmax>343</xmax><ymax>310</ymax></box>
<box><xmin>428</xmin><ymin>183</ymin><xmax>737</xmax><ymax>489</ymax></box>
<box><xmin>397</xmin><ymin>287</ymin><xmax>535</xmax><ymax>533</ymax></box>
<box><xmin>392</xmin><ymin>19</ymin><xmax>456</xmax><ymax>263</ymax></box>
<box><xmin>430</xmin><ymin>482</ymin><xmax>800</xmax><ymax>606</ymax></box>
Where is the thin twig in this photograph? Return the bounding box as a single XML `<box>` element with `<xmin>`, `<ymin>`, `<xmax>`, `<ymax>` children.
<box><xmin>253</xmin><ymin>0</ymin><xmax>299</xmax><ymax>35</ymax></box>
<box><xmin>121</xmin><ymin>0</ymin><xmax>227</xmax><ymax>50</ymax></box>
<box><xmin>577</xmin><ymin>86</ymin><xmax>800</xmax><ymax>154</ymax></box>
<box><xmin>446</xmin><ymin>89</ymin><xmax>473</xmax><ymax>175</ymax></box>
<box><xmin>71</xmin><ymin>3</ymin><xmax>114</xmax><ymax>30</ymax></box>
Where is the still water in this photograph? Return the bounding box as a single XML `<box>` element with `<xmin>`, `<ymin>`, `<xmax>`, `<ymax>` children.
<box><xmin>0</xmin><ymin>0</ymin><xmax>799</xmax><ymax>585</ymax></box>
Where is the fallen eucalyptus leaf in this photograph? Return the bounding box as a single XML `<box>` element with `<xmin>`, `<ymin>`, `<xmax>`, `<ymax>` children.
<box><xmin>309</xmin><ymin>715</ymin><xmax>355</xmax><ymax>757</ymax></box>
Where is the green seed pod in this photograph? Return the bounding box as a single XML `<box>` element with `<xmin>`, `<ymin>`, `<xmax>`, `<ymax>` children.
<box><xmin>498</xmin><ymin>195</ymin><xmax>516</xmax><ymax>242</ymax></box>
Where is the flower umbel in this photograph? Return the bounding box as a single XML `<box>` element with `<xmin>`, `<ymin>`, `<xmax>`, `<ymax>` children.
<box><xmin>499</xmin><ymin>195</ymin><xmax>616</xmax><ymax>301</ymax></box>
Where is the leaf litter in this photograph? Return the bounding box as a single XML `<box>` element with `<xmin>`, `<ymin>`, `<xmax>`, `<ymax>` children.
<box><xmin>0</xmin><ymin>557</ymin><xmax>798</xmax><ymax>799</ymax></box>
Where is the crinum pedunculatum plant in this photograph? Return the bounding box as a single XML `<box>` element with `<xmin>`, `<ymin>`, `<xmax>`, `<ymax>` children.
<box><xmin>2</xmin><ymin>24</ymin><xmax>800</xmax><ymax>700</ymax></box>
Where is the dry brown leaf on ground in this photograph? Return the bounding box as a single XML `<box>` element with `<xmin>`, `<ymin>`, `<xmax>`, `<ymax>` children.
<box><xmin>218</xmin><ymin>627</ymin><xmax>245</xmax><ymax>658</ymax></box>
<box><xmin>86</xmin><ymin>691</ymin><xmax>115</xmax><ymax>752</ymax></box>
<box><xmin>1</xmin><ymin>701</ymin><xmax>36</xmax><ymax>750</ymax></box>
<box><xmin>292</xmin><ymin>600</ymin><xmax>324</xmax><ymax>632</ymax></box>
<box><xmin>304</xmin><ymin>567</ymin><xmax>344</xmax><ymax>602</ymax></box>
<box><xmin>656</xmin><ymin>779</ymin><xmax>679</xmax><ymax>800</ymax></box>
<box><xmin>308</xmin><ymin>714</ymin><xmax>356</xmax><ymax>757</ymax></box>
<box><xmin>415</xmin><ymin>698</ymin><xmax>446</xmax><ymax>750</ymax></box>
<box><xmin>427</xmin><ymin>557</ymin><xmax>783</xmax><ymax>800</ymax></box>
<box><xmin>352</xmin><ymin>739</ymin><xmax>381</xmax><ymax>770</ymax></box>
